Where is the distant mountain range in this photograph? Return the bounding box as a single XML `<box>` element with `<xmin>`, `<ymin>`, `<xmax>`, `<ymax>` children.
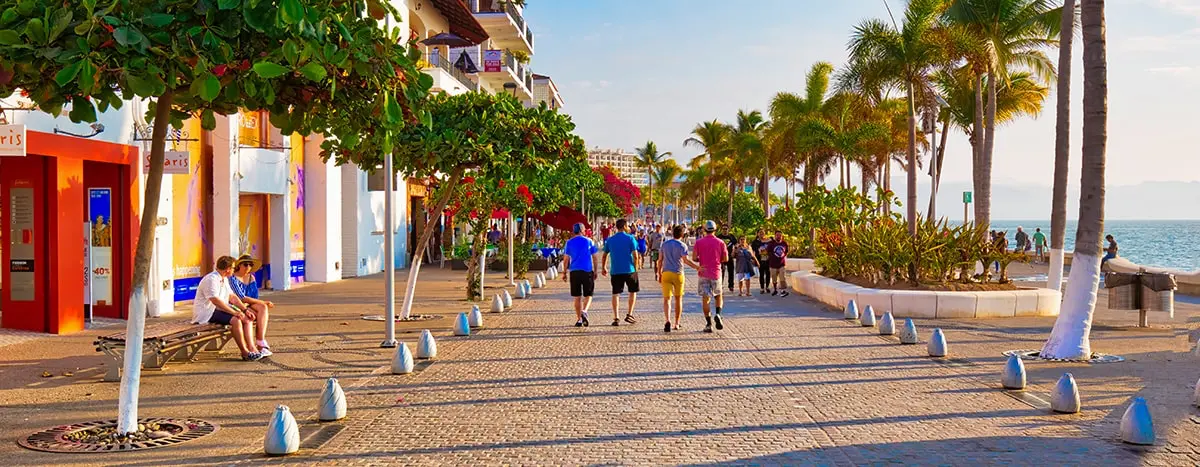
<box><xmin>891</xmin><ymin>179</ymin><xmax>1200</xmax><ymax>221</ymax></box>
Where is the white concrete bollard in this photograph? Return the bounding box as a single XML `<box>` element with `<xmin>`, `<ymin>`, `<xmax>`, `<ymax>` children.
<box><xmin>523</xmin><ymin>280</ymin><xmax>532</xmax><ymax>295</ymax></box>
<box><xmin>491</xmin><ymin>294</ymin><xmax>504</xmax><ymax>312</ymax></box>
<box><xmin>536</xmin><ymin>274</ymin><xmax>545</xmax><ymax>288</ymax></box>
<box><xmin>503</xmin><ymin>290</ymin><xmax>513</xmax><ymax>308</ymax></box>
<box><xmin>391</xmin><ymin>342</ymin><xmax>414</xmax><ymax>374</ymax></box>
<box><xmin>1119</xmin><ymin>397</ymin><xmax>1155</xmax><ymax>445</ymax></box>
<box><xmin>468</xmin><ymin>306</ymin><xmax>484</xmax><ymax>328</ymax></box>
<box><xmin>879</xmin><ymin>312</ymin><xmax>896</xmax><ymax>336</ymax></box>
<box><xmin>844</xmin><ymin>300</ymin><xmax>859</xmax><ymax>321</ymax></box>
<box><xmin>416</xmin><ymin>330</ymin><xmax>437</xmax><ymax>359</ymax></box>
<box><xmin>318</xmin><ymin>377</ymin><xmax>347</xmax><ymax>421</ymax></box>
<box><xmin>264</xmin><ymin>405</ymin><xmax>300</xmax><ymax>456</ymax></box>
<box><xmin>1050</xmin><ymin>373</ymin><xmax>1081</xmax><ymax>413</ymax></box>
<box><xmin>453</xmin><ymin>312</ymin><xmax>470</xmax><ymax>336</ymax></box>
<box><xmin>860</xmin><ymin>305</ymin><xmax>876</xmax><ymax>327</ymax></box>
<box><xmin>515</xmin><ymin>285</ymin><xmax>527</xmax><ymax>299</ymax></box>
<box><xmin>899</xmin><ymin>318</ymin><xmax>918</xmax><ymax>344</ymax></box>
<box><xmin>927</xmin><ymin>328</ymin><xmax>947</xmax><ymax>357</ymax></box>
<box><xmin>1001</xmin><ymin>355</ymin><xmax>1026</xmax><ymax>390</ymax></box>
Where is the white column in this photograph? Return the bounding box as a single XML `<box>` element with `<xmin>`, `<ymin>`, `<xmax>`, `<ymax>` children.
<box><xmin>381</xmin><ymin>155</ymin><xmax>397</xmax><ymax>347</ymax></box>
<box><xmin>212</xmin><ymin>114</ymin><xmax>240</xmax><ymax>260</ymax></box>
<box><xmin>304</xmin><ymin>136</ymin><xmax>342</xmax><ymax>283</ymax></box>
<box><xmin>269</xmin><ymin>192</ymin><xmax>291</xmax><ymax>291</ymax></box>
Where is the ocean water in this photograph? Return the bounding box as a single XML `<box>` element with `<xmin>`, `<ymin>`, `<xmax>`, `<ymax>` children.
<box><xmin>986</xmin><ymin>220</ymin><xmax>1200</xmax><ymax>272</ymax></box>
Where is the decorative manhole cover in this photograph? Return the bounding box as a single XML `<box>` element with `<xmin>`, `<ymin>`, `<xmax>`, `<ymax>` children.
<box><xmin>18</xmin><ymin>418</ymin><xmax>218</xmax><ymax>453</ymax></box>
<box><xmin>1003</xmin><ymin>349</ymin><xmax>1125</xmax><ymax>363</ymax></box>
<box><xmin>361</xmin><ymin>314</ymin><xmax>441</xmax><ymax>322</ymax></box>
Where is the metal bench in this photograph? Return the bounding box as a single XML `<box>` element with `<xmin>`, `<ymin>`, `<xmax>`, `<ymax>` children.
<box><xmin>95</xmin><ymin>321</ymin><xmax>233</xmax><ymax>382</ymax></box>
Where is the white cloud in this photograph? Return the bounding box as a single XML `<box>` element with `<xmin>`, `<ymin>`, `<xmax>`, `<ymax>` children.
<box><xmin>598</xmin><ymin>80</ymin><xmax>610</xmax><ymax>88</ymax></box>
<box><xmin>1146</xmin><ymin>65</ymin><xmax>1195</xmax><ymax>75</ymax></box>
<box><xmin>574</xmin><ymin>80</ymin><xmax>593</xmax><ymax>89</ymax></box>
<box><xmin>1123</xmin><ymin>28</ymin><xmax>1200</xmax><ymax>51</ymax></box>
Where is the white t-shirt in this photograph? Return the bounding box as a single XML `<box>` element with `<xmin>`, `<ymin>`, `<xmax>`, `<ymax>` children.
<box><xmin>192</xmin><ymin>271</ymin><xmax>233</xmax><ymax>324</ymax></box>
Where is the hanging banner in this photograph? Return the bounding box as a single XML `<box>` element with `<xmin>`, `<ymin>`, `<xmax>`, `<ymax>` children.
<box><xmin>88</xmin><ymin>188</ymin><xmax>114</xmax><ymax>306</ymax></box>
<box><xmin>289</xmin><ymin>133</ymin><xmax>306</xmax><ymax>282</ymax></box>
<box><xmin>483</xmin><ymin>50</ymin><xmax>502</xmax><ymax>72</ymax></box>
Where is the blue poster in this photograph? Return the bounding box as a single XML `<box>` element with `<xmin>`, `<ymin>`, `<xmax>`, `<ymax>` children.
<box><xmin>88</xmin><ymin>188</ymin><xmax>114</xmax><ymax>305</ymax></box>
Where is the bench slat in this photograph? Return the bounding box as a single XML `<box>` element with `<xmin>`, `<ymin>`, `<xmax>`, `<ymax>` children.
<box><xmin>97</xmin><ymin>320</ymin><xmax>225</xmax><ymax>342</ymax></box>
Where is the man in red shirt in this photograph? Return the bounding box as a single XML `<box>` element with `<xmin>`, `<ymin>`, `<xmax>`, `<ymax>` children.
<box><xmin>692</xmin><ymin>220</ymin><xmax>728</xmax><ymax>333</ymax></box>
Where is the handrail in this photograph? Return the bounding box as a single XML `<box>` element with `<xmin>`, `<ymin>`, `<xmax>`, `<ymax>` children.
<box><xmin>421</xmin><ymin>50</ymin><xmax>478</xmax><ymax>92</ymax></box>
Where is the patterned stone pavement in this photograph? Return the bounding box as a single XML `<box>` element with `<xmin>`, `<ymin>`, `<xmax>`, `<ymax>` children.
<box><xmin>248</xmin><ymin>270</ymin><xmax>1175</xmax><ymax>466</ymax></box>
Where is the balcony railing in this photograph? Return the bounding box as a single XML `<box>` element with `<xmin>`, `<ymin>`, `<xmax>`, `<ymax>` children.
<box><xmin>526</xmin><ymin>26</ymin><xmax>534</xmax><ymax>50</ymax></box>
<box><xmin>469</xmin><ymin>0</ymin><xmax>532</xmax><ymax>50</ymax></box>
<box><xmin>421</xmin><ymin>50</ymin><xmax>478</xmax><ymax>92</ymax></box>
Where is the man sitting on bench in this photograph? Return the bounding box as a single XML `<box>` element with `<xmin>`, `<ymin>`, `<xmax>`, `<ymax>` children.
<box><xmin>231</xmin><ymin>254</ymin><xmax>273</xmax><ymax>356</ymax></box>
<box><xmin>193</xmin><ymin>256</ymin><xmax>265</xmax><ymax>361</ymax></box>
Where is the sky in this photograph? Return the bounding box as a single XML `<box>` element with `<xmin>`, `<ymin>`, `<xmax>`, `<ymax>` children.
<box><xmin>521</xmin><ymin>0</ymin><xmax>1200</xmax><ymax>191</ymax></box>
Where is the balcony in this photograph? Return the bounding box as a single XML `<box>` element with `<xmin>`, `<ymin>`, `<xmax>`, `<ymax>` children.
<box><xmin>419</xmin><ymin>50</ymin><xmax>478</xmax><ymax>94</ymax></box>
<box><xmin>467</xmin><ymin>0</ymin><xmax>534</xmax><ymax>54</ymax></box>
<box><xmin>453</xmin><ymin>46</ymin><xmax>532</xmax><ymax>99</ymax></box>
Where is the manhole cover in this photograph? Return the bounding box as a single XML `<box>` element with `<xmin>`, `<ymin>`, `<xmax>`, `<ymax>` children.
<box><xmin>18</xmin><ymin>418</ymin><xmax>218</xmax><ymax>453</ymax></box>
<box><xmin>1003</xmin><ymin>349</ymin><xmax>1125</xmax><ymax>363</ymax></box>
<box><xmin>361</xmin><ymin>314</ymin><xmax>442</xmax><ymax>322</ymax></box>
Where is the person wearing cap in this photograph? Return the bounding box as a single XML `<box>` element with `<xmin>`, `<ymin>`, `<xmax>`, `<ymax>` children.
<box><xmin>231</xmin><ymin>254</ymin><xmax>274</xmax><ymax>357</ymax></box>
<box><xmin>602</xmin><ymin>219</ymin><xmax>641</xmax><ymax>326</ymax></box>
<box><xmin>192</xmin><ymin>256</ymin><xmax>264</xmax><ymax>361</ymax></box>
<box><xmin>692</xmin><ymin>220</ymin><xmax>728</xmax><ymax>333</ymax></box>
<box><xmin>561</xmin><ymin>223</ymin><xmax>599</xmax><ymax>327</ymax></box>
<box><xmin>765</xmin><ymin>230</ymin><xmax>790</xmax><ymax>297</ymax></box>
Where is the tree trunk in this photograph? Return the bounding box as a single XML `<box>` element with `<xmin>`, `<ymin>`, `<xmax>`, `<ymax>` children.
<box><xmin>726</xmin><ymin>179</ymin><xmax>734</xmax><ymax>226</ymax></box>
<box><xmin>1042</xmin><ymin>0</ymin><xmax>1105</xmax><ymax>360</ymax></box>
<box><xmin>465</xmin><ymin>228</ymin><xmax>487</xmax><ymax>301</ymax></box>
<box><xmin>760</xmin><ymin>166</ymin><xmax>769</xmax><ymax>217</ymax></box>
<box><xmin>117</xmin><ymin>89</ymin><xmax>174</xmax><ymax>435</ymax></box>
<box><xmin>1048</xmin><ymin>0</ymin><xmax>1077</xmax><ymax>292</ymax></box>
<box><xmin>905</xmin><ymin>84</ymin><xmax>919</xmax><ymax>282</ymax></box>
<box><xmin>971</xmin><ymin>73</ymin><xmax>985</xmax><ymax>227</ymax></box>
<box><xmin>399</xmin><ymin>168</ymin><xmax>464</xmax><ymax>319</ymax></box>
<box><xmin>928</xmin><ymin>118</ymin><xmax>950</xmax><ymax>220</ymax></box>
<box><xmin>979</xmin><ymin>63</ymin><xmax>998</xmax><ymax>231</ymax></box>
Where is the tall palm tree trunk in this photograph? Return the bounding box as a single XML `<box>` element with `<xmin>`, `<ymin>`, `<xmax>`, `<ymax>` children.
<box><xmin>1042</xmin><ymin>0</ymin><xmax>1106</xmax><ymax>360</ymax></box>
<box><xmin>978</xmin><ymin>63</ymin><xmax>998</xmax><ymax>231</ymax></box>
<box><xmin>726</xmin><ymin>179</ymin><xmax>735</xmax><ymax>226</ymax></box>
<box><xmin>971</xmin><ymin>74</ymin><xmax>985</xmax><ymax>226</ymax></box>
<box><xmin>1048</xmin><ymin>0</ymin><xmax>1077</xmax><ymax>291</ymax></box>
<box><xmin>928</xmin><ymin>118</ymin><xmax>950</xmax><ymax>220</ymax></box>
<box><xmin>905</xmin><ymin>85</ymin><xmax>918</xmax><ymax>237</ymax></box>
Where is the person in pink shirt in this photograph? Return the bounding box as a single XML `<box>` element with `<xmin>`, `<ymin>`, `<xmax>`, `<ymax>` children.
<box><xmin>692</xmin><ymin>220</ymin><xmax>728</xmax><ymax>333</ymax></box>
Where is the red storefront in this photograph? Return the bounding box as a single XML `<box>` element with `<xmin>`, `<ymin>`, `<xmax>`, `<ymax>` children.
<box><xmin>0</xmin><ymin>129</ymin><xmax>140</xmax><ymax>334</ymax></box>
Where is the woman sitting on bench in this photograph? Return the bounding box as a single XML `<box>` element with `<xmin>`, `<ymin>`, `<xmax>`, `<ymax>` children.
<box><xmin>192</xmin><ymin>256</ymin><xmax>265</xmax><ymax>361</ymax></box>
<box><xmin>231</xmin><ymin>254</ymin><xmax>274</xmax><ymax>357</ymax></box>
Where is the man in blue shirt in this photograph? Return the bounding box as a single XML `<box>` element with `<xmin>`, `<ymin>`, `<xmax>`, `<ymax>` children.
<box><xmin>561</xmin><ymin>223</ymin><xmax>599</xmax><ymax>327</ymax></box>
<box><xmin>602</xmin><ymin>219</ymin><xmax>641</xmax><ymax>326</ymax></box>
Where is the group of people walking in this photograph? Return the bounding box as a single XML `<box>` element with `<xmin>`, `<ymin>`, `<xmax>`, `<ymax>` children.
<box><xmin>560</xmin><ymin>219</ymin><xmax>791</xmax><ymax>333</ymax></box>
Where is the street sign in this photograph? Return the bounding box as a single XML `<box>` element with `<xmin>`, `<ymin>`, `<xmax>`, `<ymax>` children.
<box><xmin>963</xmin><ymin>191</ymin><xmax>973</xmax><ymax>204</ymax></box>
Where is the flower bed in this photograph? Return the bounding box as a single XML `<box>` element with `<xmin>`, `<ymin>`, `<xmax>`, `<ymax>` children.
<box><xmin>790</xmin><ymin>271</ymin><xmax>1060</xmax><ymax>319</ymax></box>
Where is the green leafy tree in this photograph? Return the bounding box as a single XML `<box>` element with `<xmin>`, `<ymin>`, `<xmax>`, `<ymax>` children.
<box><xmin>702</xmin><ymin>186</ymin><xmax>764</xmax><ymax>235</ymax></box>
<box><xmin>0</xmin><ymin>0</ymin><xmax>429</xmax><ymax>435</ymax></box>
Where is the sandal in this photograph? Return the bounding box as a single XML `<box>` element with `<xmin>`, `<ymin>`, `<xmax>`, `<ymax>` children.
<box><xmin>624</xmin><ymin>314</ymin><xmax>637</xmax><ymax>324</ymax></box>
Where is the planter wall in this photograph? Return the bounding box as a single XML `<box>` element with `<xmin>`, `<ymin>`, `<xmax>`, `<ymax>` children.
<box><xmin>789</xmin><ymin>271</ymin><xmax>1061</xmax><ymax>319</ymax></box>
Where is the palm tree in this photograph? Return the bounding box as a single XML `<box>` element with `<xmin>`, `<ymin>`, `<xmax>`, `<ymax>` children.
<box><xmin>654</xmin><ymin>159</ymin><xmax>682</xmax><ymax>220</ymax></box>
<box><xmin>848</xmin><ymin>0</ymin><xmax>950</xmax><ymax>237</ymax></box>
<box><xmin>634</xmin><ymin>141</ymin><xmax>671</xmax><ymax>223</ymax></box>
<box><xmin>797</xmin><ymin>92</ymin><xmax>889</xmax><ymax>196</ymax></box>
<box><xmin>731</xmin><ymin>109</ymin><xmax>767</xmax><ymax>217</ymax></box>
<box><xmin>1048</xmin><ymin>0</ymin><xmax>1077</xmax><ymax>291</ymax></box>
<box><xmin>1041</xmin><ymin>0</ymin><xmax>1103</xmax><ymax>361</ymax></box>
<box><xmin>769</xmin><ymin>62</ymin><xmax>835</xmax><ymax>195</ymax></box>
<box><xmin>944</xmin><ymin>0</ymin><xmax>1060</xmax><ymax>231</ymax></box>
<box><xmin>683</xmin><ymin>121</ymin><xmax>732</xmax><ymax>222</ymax></box>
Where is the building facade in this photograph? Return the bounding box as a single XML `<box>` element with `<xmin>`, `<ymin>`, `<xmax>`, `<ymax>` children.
<box><xmin>587</xmin><ymin>148</ymin><xmax>649</xmax><ymax>187</ymax></box>
<box><xmin>0</xmin><ymin>0</ymin><xmax>557</xmax><ymax>333</ymax></box>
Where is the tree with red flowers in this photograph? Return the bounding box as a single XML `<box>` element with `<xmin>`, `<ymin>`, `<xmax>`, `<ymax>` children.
<box><xmin>595</xmin><ymin>166</ymin><xmax>642</xmax><ymax>217</ymax></box>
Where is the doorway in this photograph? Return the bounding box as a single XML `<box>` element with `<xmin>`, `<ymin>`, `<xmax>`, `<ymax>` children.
<box><xmin>84</xmin><ymin>160</ymin><xmax>129</xmax><ymax>319</ymax></box>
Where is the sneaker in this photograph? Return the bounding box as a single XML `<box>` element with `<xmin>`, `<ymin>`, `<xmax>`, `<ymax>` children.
<box><xmin>674</xmin><ymin>324</ymin><xmax>682</xmax><ymax>330</ymax></box>
<box><xmin>771</xmin><ymin>290</ymin><xmax>779</xmax><ymax>296</ymax></box>
<box><xmin>703</xmin><ymin>324</ymin><xmax>713</xmax><ymax>333</ymax></box>
<box><xmin>780</xmin><ymin>291</ymin><xmax>790</xmax><ymax>297</ymax></box>
<box><xmin>242</xmin><ymin>352</ymin><xmax>262</xmax><ymax>361</ymax></box>
<box><xmin>582</xmin><ymin>314</ymin><xmax>589</xmax><ymax>327</ymax></box>
<box><xmin>612</xmin><ymin>319</ymin><xmax>620</xmax><ymax>326</ymax></box>
<box><xmin>664</xmin><ymin>321</ymin><xmax>672</xmax><ymax>333</ymax></box>
<box><xmin>714</xmin><ymin>314</ymin><xmax>724</xmax><ymax>330</ymax></box>
<box><xmin>575</xmin><ymin>319</ymin><xmax>583</xmax><ymax>327</ymax></box>
<box><xmin>624</xmin><ymin>314</ymin><xmax>637</xmax><ymax>324</ymax></box>
<box><xmin>760</xmin><ymin>289</ymin><xmax>766</xmax><ymax>295</ymax></box>
<box><xmin>257</xmin><ymin>348</ymin><xmax>273</xmax><ymax>358</ymax></box>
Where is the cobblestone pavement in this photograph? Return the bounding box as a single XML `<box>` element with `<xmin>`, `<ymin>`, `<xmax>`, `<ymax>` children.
<box><xmin>258</xmin><ymin>270</ymin><xmax>1170</xmax><ymax>466</ymax></box>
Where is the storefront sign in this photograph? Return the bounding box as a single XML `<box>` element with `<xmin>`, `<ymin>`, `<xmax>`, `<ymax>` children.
<box><xmin>0</xmin><ymin>124</ymin><xmax>26</xmax><ymax>157</ymax></box>
<box><xmin>88</xmin><ymin>188</ymin><xmax>114</xmax><ymax>306</ymax></box>
<box><xmin>8</xmin><ymin>187</ymin><xmax>36</xmax><ymax>301</ymax></box>
<box><xmin>483</xmin><ymin>50</ymin><xmax>502</xmax><ymax>73</ymax></box>
<box><xmin>407</xmin><ymin>181</ymin><xmax>427</xmax><ymax>197</ymax></box>
<box><xmin>143</xmin><ymin>150</ymin><xmax>190</xmax><ymax>175</ymax></box>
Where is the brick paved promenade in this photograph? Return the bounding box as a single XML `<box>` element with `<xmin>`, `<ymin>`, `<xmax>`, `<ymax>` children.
<box><xmin>3</xmin><ymin>267</ymin><xmax>1197</xmax><ymax>466</ymax></box>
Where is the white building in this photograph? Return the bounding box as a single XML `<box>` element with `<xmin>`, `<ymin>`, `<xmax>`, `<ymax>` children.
<box><xmin>588</xmin><ymin>148</ymin><xmax>649</xmax><ymax>187</ymax></box>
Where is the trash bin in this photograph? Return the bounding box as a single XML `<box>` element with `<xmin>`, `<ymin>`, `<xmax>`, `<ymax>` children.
<box><xmin>1105</xmin><ymin>272</ymin><xmax>1139</xmax><ymax>310</ymax></box>
<box><xmin>1140</xmin><ymin>272</ymin><xmax>1177</xmax><ymax>318</ymax></box>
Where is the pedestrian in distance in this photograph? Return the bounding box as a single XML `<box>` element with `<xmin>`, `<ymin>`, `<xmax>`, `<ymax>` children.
<box><xmin>601</xmin><ymin>219</ymin><xmax>641</xmax><ymax>326</ymax></box>
<box><xmin>647</xmin><ymin>224</ymin><xmax>665</xmax><ymax>274</ymax></box>
<box><xmin>766</xmin><ymin>230</ymin><xmax>790</xmax><ymax>297</ymax></box>
<box><xmin>717</xmin><ymin>224</ymin><xmax>737</xmax><ymax>292</ymax></box>
<box><xmin>656</xmin><ymin>225</ymin><xmax>701</xmax><ymax>332</ymax></box>
<box><xmin>561</xmin><ymin>223</ymin><xmax>599</xmax><ymax>327</ymax></box>
<box><xmin>693</xmin><ymin>220</ymin><xmax>729</xmax><ymax>333</ymax></box>
<box><xmin>751</xmin><ymin>230</ymin><xmax>771</xmax><ymax>294</ymax></box>
<box><xmin>1032</xmin><ymin>227</ymin><xmax>1047</xmax><ymax>263</ymax></box>
<box><xmin>734</xmin><ymin>236</ymin><xmax>759</xmax><ymax>297</ymax></box>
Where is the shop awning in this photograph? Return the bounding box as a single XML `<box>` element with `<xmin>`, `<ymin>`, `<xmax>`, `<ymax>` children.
<box><xmin>529</xmin><ymin>206</ymin><xmax>590</xmax><ymax>231</ymax></box>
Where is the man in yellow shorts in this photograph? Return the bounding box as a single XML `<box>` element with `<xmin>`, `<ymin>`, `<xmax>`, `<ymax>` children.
<box><xmin>656</xmin><ymin>225</ymin><xmax>700</xmax><ymax>332</ymax></box>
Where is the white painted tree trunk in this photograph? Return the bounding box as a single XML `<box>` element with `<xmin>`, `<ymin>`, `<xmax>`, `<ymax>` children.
<box><xmin>400</xmin><ymin>256</ymin><xmax>421</xmax><ymax>320</ymax></box>
<box><xmin>1041</xmin><ymin>252</ymin><xmax>1100</xmax><ymax>359</ymax></box>
<box><xmin>508</xmin><ymin>214</ymin><xmax>515</xmax><ymax>286</ymax></box>
<box><xmin>1047</xmin><ymin>248</ymin><xmax>1066</xmax><ymax>291</ymax></box>
<box><xmin>117</xmin><ymin>289</ymin><xmax>148</xmax><ymax>434</ymax></box>
<box><xmin>381</xmin><ymin>151</ymin><xmax>396</xmax><ymax>347</ymax></box>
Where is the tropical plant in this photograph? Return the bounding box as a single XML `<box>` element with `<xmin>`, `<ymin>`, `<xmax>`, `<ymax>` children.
<box><xmin>0</xmin><ymin>0</ymin><xmax>430</xmax><ymax>435</ymax></box>
<box><xmin>1042</xmin><ymin>0</ymin><xmax>1104</xmax><ymax>361</ymax></box>
<box><xmin>634</xmin><ymin>140</ymin><xmax>671</xmax><ymax>223</ymax></box>
<box><xmin>769</xmin><ymin>62</ymin><xmax>835</xmax><ymax>193</ymax></box>
<box><xmin>1047</xmin><ymin>0</ymin><xmax>1078</xmax><ymax>291</ymax></box>
<box><xmin>729</xmin><ymin>109</ymin><xmax>767</xmax><ymax>216</ymax></box>
<box><xmin>701</xmin><ymin>186</ymin><xmax>764</xmax><ymax>235</ymax></box>
<box><xmin>594</xmin><ymin>165</ymin><xmax>640</xmax><ymax>217</ymax></box>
